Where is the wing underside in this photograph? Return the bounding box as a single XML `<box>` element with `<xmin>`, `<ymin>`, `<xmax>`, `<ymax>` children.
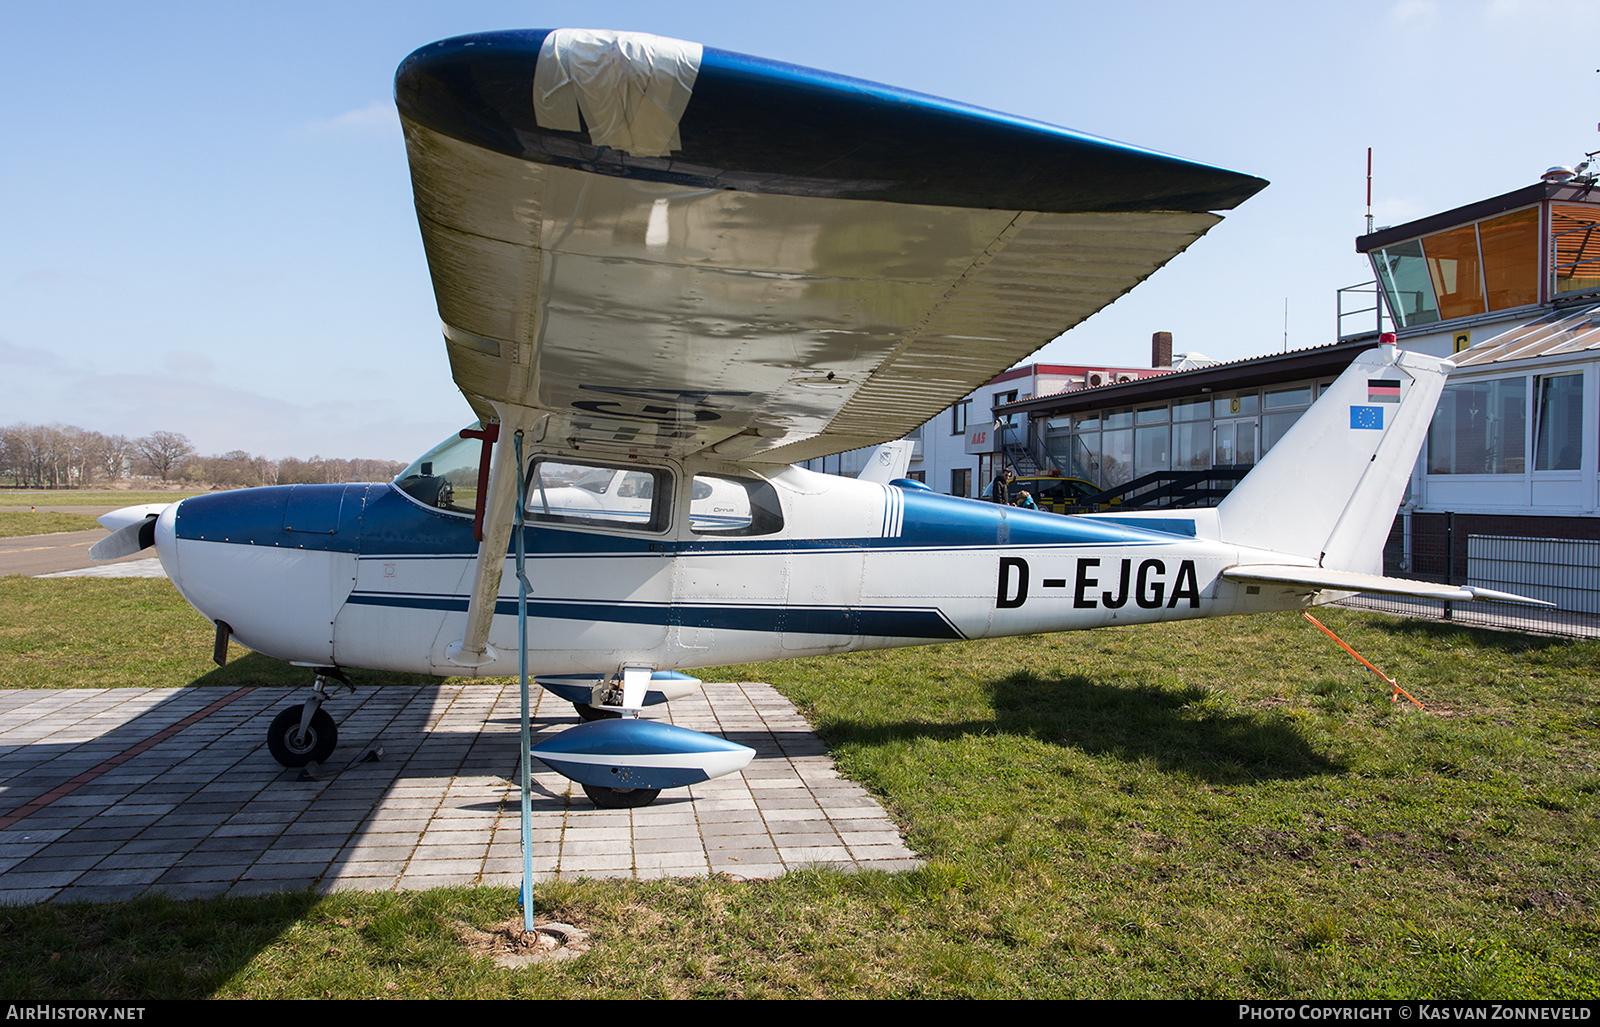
<box><xmin>397</xmin><ymin>28</ymin><xmax>1267</xmax><ymax>462</ymax></box>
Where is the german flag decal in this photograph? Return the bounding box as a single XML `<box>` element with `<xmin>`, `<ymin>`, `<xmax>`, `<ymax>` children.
<box><xmin>1368</xmin><ymin>379</ymin><xmax>1401</xmax><ymax>403</ymax></box>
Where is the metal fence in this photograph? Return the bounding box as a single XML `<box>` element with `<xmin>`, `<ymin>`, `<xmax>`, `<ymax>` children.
<box><xmin>1339</xmin><ymin>533</ymin><xmax>1600</xmax><ymax>638</ymax></box>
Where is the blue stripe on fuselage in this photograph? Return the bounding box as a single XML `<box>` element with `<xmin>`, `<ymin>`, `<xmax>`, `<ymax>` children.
<box><xmin>893</xmin><ymin>489</ymin><xmax>1191</xmax><ymax>548</ymax></box>
<box><xmin>342</xmin><ymin>592</ymin><xmax>965</xmax><ymax>641</ymax></box>
<box><xmin>175</xmin><ymin>482</ymin><xmax>1194</xmax><ymax>558</ymax></box>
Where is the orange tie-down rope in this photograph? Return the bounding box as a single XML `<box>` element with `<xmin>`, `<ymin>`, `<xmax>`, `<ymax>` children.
<box><xmin>1302</xmin><ymin>611</ymin><xmax>1426</xmax><ymax>710</ymax></box>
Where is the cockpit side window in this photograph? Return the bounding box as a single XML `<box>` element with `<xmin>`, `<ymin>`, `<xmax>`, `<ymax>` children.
<box><xmin>524</xmin><ymin>459</ymin><xmax>672</xmax><ymax>532</ymax></box>
<box><xmin>690</xmin><ymin>474</ymin><xmax>784</xmax><ymax>536</ymax></box>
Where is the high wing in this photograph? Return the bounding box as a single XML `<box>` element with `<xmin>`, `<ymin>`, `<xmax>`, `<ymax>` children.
<box><xmin>395</xmin><ymin>28</ymin><xmax>1267</xmax><ymax>463</ymax></box>
<box><xmin>394</xmin><ymin>28</ymin><xmax>1267</xmax><ymax>666</ymax></box>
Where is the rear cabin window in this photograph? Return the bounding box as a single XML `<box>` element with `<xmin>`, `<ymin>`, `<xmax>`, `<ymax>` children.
<box><xmin>524</xmin><ymin>460</ymin><xmax>672</xmax><ymax>532</ymax></box>
<box><xmin>689</xmin><ymin>474</ymin><xmax>783</xmax><ymax>536</ymax></box>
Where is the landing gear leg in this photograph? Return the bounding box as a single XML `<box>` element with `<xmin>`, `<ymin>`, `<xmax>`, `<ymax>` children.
<box><xmin>267</xmin><ymin>668</ymin><xmax>351</xmax><ymax>768</ymax></box>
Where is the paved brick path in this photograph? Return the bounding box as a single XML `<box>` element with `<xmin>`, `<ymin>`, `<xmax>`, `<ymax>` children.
<box><xmin>0</xmin><ymin>681</ymin><xmax>918</xmax><ymax>903</ymax></box>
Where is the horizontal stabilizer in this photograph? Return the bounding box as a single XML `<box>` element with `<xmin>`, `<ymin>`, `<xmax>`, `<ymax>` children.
<box><xmin>1222</xmin><ymin>565</ymin><xmax>1554</xmax><ymax>607</ymax></box>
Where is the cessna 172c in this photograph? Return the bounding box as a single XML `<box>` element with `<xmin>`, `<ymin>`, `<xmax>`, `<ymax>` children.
<box><xmin>92</xmin><ymin>29</ymin><xmax>1539</xmax><ymax>807</ymax></box>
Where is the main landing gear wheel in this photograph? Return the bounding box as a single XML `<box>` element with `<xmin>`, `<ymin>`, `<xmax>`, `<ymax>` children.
<box><xmin>582</xmin><ymin>784</ymin><xmax>661</xmax><ymax>808</ymax></box>
<box><xmin>573</xmin><ymin>702</ymin><xmax>622</xmax><ymax>722</ymax></box>
<box><xmin>267</xmin><ymin>704</ymin><xmax>337</xmax><ymax>767</ymax></box>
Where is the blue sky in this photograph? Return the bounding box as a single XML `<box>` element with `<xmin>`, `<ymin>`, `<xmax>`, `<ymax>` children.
<box><xmin>3</xmin><ymin>0</ymin><xmax>1595</xmax><ymax>461</ymax></box>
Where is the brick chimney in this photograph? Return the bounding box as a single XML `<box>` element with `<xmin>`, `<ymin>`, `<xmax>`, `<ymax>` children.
<box><xmin>1152</xmin><ymin>331</ymin><xmax>1173</xmax><ymax>368</ymax></box>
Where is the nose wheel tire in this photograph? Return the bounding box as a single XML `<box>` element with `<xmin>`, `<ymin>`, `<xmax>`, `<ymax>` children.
<box><xmin>582</xmin><ymin>784</ymin><xmax>661</xmax><ymax>808</ymax></box>
<box><xmin>573</xmin><ymin>702</ymin><xmax>622</xmax><ymax>722</ymax></box>
<box><xmin>267</xmin><ymin>705</ymin><xmax>338</xmax><ymax>767</ymax></box>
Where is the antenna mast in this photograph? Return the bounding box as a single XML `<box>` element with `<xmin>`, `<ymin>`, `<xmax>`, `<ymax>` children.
<box><xmin>1366</xmin><ymin>147</ymin><xmax>1374</xmax><ymax>235</ymax></box>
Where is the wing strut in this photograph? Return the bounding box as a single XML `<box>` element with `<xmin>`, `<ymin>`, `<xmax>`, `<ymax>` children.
<box><xmin>447</xmin><ymin>406</ymin><xmax>542</xmax><ymax>667</ymax></box>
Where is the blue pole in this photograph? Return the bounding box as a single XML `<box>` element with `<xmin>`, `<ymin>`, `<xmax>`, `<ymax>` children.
<box><xmin>514</xmin><ymin>430</ymin><xmax>534</xmax><ymax>933</ymax></box>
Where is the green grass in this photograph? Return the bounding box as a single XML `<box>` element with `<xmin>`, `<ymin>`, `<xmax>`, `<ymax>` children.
<box><xmin>0</xmin><ymin>576</ymin><xmax>1596</xmax><ymax>997</ymax></box>
<box><xmin>0</xmin><ymin>511</ymin><xmax>100</xmax><ymax>538</ymax></box>
<box><xmin>0</xmin><ymin>577</ymin><xmax>424</xmax><ymax>690</ymax></box>
<box><xmin>0</xmin><ymin>490</ymin><xmax>202</xmax><ymax>508</ymax></box>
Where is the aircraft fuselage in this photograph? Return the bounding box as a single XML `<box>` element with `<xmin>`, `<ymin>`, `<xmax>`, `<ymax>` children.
<box><xmin>152</xmin><ymin>462</ymin><xmax>1314</xmax><ymax>678</ymax></box>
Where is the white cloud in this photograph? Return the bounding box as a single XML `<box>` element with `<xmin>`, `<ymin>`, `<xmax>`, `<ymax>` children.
<box><xmin>0</xmin><ymin>336</ymin><xmax>64</xmax><ymax>371</ymax></box>
<box><xmin>1389</xmin><ymin>0</ymin><xmax>1440</xmax><ymax>26</ymax></box>
<box><xmin>299</xmin><ymin>100</ymin><xmax>397</xmax><ymax>138</ymax></box>
<box><xmin>161</xmin><ymin>350</ymin><xmax>216</xmax><ymax>379</ymax></box>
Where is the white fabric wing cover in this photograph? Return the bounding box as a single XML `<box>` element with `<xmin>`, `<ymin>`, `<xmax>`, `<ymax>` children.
<box><xmin>533</xmin><ymin>28</ymin><xmax>703</xmax><ymax>158</ymax></box>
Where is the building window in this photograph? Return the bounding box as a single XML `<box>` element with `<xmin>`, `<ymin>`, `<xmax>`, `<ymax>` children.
<box><xmin>952</xmin><ymin>400</ymin><xmax>971</xmax><ymax>435</ymax></box>
<box><xmin>1552</xmin><ymin>204</ymin><xmax>1600</xmax><ymax>295</ymax></box>
<box><xmin>1261</xmin><ymin>385</ymin><xmax>1314</xmax><ymax>455</ymax></box>
<box><xmin>1213</xmin><ymin>392</ymin><xmax>1260</xmax><ymax>418</ymax></box>
<box><xmin>1534</xmin><ymin>373</ymin><xmax>1584</xmax><ymax>471</ymax></box>
<box><xmin>1479</xmin><ymin>208</ymin><xmax>1540</xmax><ymax>310</ymax></box>
<box><xmin>1173</xmin><ymin>421</ymin><xmax>1210</xmax><ymax>471</ymax></box>
<box><xmin>1428</xmin><ymin>377</ymin><xmax>1528</xmax><ymax>474</ymax></box>
<box><xmin>1424</xmin><ymin>223</ymin><xmax>1487</xmax><ymax>321</ymax></box>
<box><xmin>1374</xmin><ymin>239</ymin><xmax>1439</xmax><ymax>327</ymax></box>
<box><xmin>951</xmin><ymin>468</ymin><xmax>971</xmax><ymax>498</ymax></box>
<box><xmin>1372</xmin><ymin>205</ymin><xmax>1541</xmax><ymax>323</ymax></box>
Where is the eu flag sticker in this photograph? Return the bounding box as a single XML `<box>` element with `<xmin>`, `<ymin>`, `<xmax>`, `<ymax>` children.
<box><xmin>1350</xmin><ymin>405</ymin><xmax>1384</xmax><ymax>430</ymax></box>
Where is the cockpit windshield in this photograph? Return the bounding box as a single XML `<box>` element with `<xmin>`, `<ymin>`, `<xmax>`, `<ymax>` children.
<box><xmin>393</xmin><ymin>424</ymin><xmax>480</xmax><ymax>514</ymax></box>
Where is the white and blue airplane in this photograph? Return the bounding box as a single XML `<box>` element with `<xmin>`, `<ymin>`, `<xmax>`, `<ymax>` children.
<box><xmin>91</xmin><ymin>29</ymin><xmax>1537</xmax><ymax>807</ymax></box>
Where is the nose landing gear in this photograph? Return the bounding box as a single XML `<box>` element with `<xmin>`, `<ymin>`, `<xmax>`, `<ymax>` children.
<box><xmin>266</xmin><ymin>668</ymin><xmax>351</xmax><ymax>768</ymax></box>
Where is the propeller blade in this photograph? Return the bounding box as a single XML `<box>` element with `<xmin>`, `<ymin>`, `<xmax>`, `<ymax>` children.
<box><xmin>89</xmin><ymin>516</ymin><xmax>158</xmax><ymax>561</ymax></box>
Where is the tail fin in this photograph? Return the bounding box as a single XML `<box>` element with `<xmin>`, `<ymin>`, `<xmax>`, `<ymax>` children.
<box><xmin>856</xmin><ymin>440</ymin><xmax>915</xmax><ymax>484</ymax></box>
<box><xmin>1217</xmin><ymin>345</ymin><xmax>1449</xmax><ymax>573</ymax></box>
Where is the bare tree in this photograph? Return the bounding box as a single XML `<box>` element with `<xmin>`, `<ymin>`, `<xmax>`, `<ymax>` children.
<box><xmin>94</xmin><ymin>433</ymin><xmax>133</xmax><ymax>481</ymax></box>
<box><xmin>5</xmin><ymin>423</ymin><xmax>54</xmax><ymax>487</ymax></box>
<box><xmin>134</xmin><ymin>431</ymin><xmax>195</xmax><ymax>483</ymax></box>
<box><xmin>0</xmin><ymin>421</ymin><xmax>403</xmax><ymax>489</ymax></box>
<box><xmin>202</xmin><ymin>450</ymin><xmax>275</xmax><ymax>487</ymax></box>
<box><xmin>0</xmin><ymin>424</ymin><xmax>21</xmax><ymax>486</ymax></box>
<box><xmin>58</xmin><ymin>425</ymin><xmax>94</xmax><ymax>486</ymax></box>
